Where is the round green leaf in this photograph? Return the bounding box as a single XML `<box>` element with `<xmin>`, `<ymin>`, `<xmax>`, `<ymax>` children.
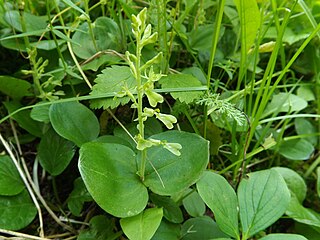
<box><xmin>150</xmin><ymin>193</ymin><xmax>183</xmax><ymax>223</ymax></box>
<box><xmin>72</xmin><ymin>17</ymin><xmax>122</xmax><ymax>59</ymax></box>
<box><xmin>181</xmin><ymin>216</ymin><xmax>229</xmax><ymax>240</ymax></box>
<box><xmin>278</xmin><ymin>138</ymin><xmax>314</xmax><ymax>160</ymax></box>
<box><xmin>67</xmin><ymin>178</ymin><xmax>93</xmax><ymax>217</ymax></box>
<box><xmin>79</xmin><ymin>142</ymin><xmax>148</xmax><ymax>218</ymax></box>
<box><xmin>0</xmin><ymin>76</ymin><xmax>31</xmax><ymax>100</ymax></box>
<box><xmin>182</xmin><ymin>190</ymin><xmax>206</xmax><ymax>218</ymax></box>
<box><xmin>196</xmin><ymin>171</ymin><xmax>239</xmax><ymax>238</ymax></box>
<box><xmin>143</xmin><ymin>131</ymin><xmax>209</xmax><ymax>195</ymax></box>
<box><xmin>272</xmin><ymin>167</ymin><xmax>307</xmax><ymax>203</ymax></box>
<box><xmin>0</xmin><ymin>155</ymin><xmax>24</xmax><ymax>196</ymax></box>
<box><xmin>238</xmin><ymin>169</ymin><xmax>291</xmax><ymax>238</ymax></box>
<box><xmin>151</xmin><ymin>220</ymin><xmax>180</xmax><ymax>240</ymax></box>
<box><xmin>295</xmin><ymin>118</ymin><xmax>317</xmax><ymax>146</ymax></box>
<box><xmin>0</xmin><ymin>189</ymin><xmax>37</xmax><ymax>230</ymax></box>
<box><xmin>120</xmin><ymin>208</ymin><xmax>163</xmax><ymax>240</ymax></box>
<box><xmin>49</xmin><ymin>101</ymin><xmax>100</xmax><ymax>147</ymax></box>
<box><xmin>38</xmin><ymin>128</ymin><xmax>75</xmax><ymax>176</ymax></box>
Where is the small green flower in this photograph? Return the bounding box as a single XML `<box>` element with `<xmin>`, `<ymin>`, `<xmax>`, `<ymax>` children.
<box><xmin>163</xmin><ymin>142</ymin><xmax>182</xmax><ymax>156</ymax></box>
<box><xmin>145</xmin><ymin>90</ymin><xmax>164</xmax><ymax>107</ymax></box>
<box><xmin>155</xmin><ymin>112</ymin><xmax>177</xmax><ymax>129</ymax></box>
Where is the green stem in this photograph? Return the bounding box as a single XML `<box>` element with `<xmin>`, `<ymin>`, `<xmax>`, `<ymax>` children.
<box><xmin>135</xmin><ymin>31</ymin><xmax>146</xmax><ymax>180</ymax></box>
<box><xmin>304</xmin><ymin>155</ymin><xmax>320</xmax><ymax>178</ymax></box>
<box><xmin>203</xmin><ymin>0</ymin><xmax>225</xmax><ymax>138</ymax></box>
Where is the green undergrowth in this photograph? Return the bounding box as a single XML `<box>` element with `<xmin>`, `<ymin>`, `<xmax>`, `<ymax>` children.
<box><xmin>0</xmin><ymin>0</ymin><xmax>320</xmax><ymax>239</ymax></box>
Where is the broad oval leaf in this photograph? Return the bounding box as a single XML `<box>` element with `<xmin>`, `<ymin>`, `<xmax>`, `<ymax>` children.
<box><xmin>260</xmin><ymin>234</ymin><xmax>308</xmax><ymax>240</ymax></box>
<box><xmin>181</xmin><ymin>216</ymin><xmax>229</xmax><ymax>240</ymax></box>
<box><xmin>77</xmin><ymin>215</ymin><xmax>115</xmax><ymax>240</ymax></box>
<box><xmin>295</xmin><ymin>118</ymin><xmax>317</xmax><ymax>146</ymax></box>
<box><xmin>0</xmin><ymin>76</ymin><xmax>31</xmax><ymax>100</ymax></box>
<box><xmin>272</xmin><ymin>167</ymin><xmax>307</xmax><ymax>203</ymax></box>
<box><xmin>196</xmin><ymin>171</ymin><xmax>239</xmax><ymax>238</ymax></box>
<box><xmin>67</xmin><ymin>178</ymin><xmax>93</xmax><ymax>217</ymax></box>
<box><xmin>151</xmin><ymin>220</ymin><xmax>180</xmax><ymax>240</ymax></box>
<box><xmin>0</xmin><ymin>155</ymin><xmax>24</xmax><ymax>196</ymax></box>
<box><xmin>143</xmin><ymin>131</ymin><xmax>209</xmax><ymax>195</ymax></box>
<box><xmin>120</xmin><ymin>208</ymin><xmax>163</xmax><ymax>240</ymax></box>
<box><xmin>49</xmin><ymin>101</ymin><xmax>100</xmax><ymax>147</ymax></box>
<box><xmin>150</xmin><ymin>193</ymin><xmax>183</xmax><ymax>223</ymax></box>
<box><xmin>238</xmin><ymin>169</ymin><xmax>291</xmax><ymax>238</ymax></box>
<box><xmin>38</xmin><ymin>128</ymin><xmax>75</xmax><ymax>176</ymax></box>
<box><xmin>262</xmin><ymin>93</ymin><xmax>308</xmax><ymax>118</ymax></box>
<box><xmin>182</xmin><ymin>190</ymin><xmax>206</xmax><ymax>217</ymax></box>
<box><xmin>286</xmin><ymin>194</ymin><xmax>320</xmax><ymax>228</ymax></box>
<box><xmin>72</xmin><ymin>17</ymin><xmax>122</xmax><ymax>59</ymax></box>
<box><xmin>278</xmin><ymin>138</ymin><xmax>314</xmax><ymax>160</ymax></box>
<box><xmin>79</xmin><ymin>142</ymin><xmax>148</xmax><ymax>218</ymax></box>
<box><xmin>4</xmin><ymin>11</ymin><xmax>47</xmax><ymax>34</ymax></box>
<box><xmin>0</xmin><ymin>189</ymin><xmax>37</xmax><ymax>230</ymax></box>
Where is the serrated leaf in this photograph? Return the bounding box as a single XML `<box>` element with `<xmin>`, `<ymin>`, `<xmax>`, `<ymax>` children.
<box><xmin>196</xmin><ymin>171</ymin><xmax>239</xmax><ymax>238</ymax></box>
<box><xmin>120</xmin><ymin>208</ymin><xmax>163</xmax><ymax>240</ymax></box>
<box><xmin>38</xmin><ymin>128</ymin><xmax>75</xmax><ymax>176</ymax></box>
<box><xmin>0</xmin><ymin>189</ymin><xmax>37</xmax><ymax>230</ymax></box>
<box><xmin>90</xmin><ymin>66</ymin><xmax>136</xmax><ymax>109</ymax></box>
<box><xmin>238</xmin><ymin>169</ymin><xmax>291</xmax><ymax>238</ymax></box>
<box><xmin>159</xmin><ymin>74</ymin><xmax>203</xmax><ymax>104</ymax></box>
<box><xmin>49</xmin><ymin>101</ymin><xmax>100</xmax><ymax>147</ymax></box>
<box><xmin>79</xmin><ymin>142</ymin><xmax>148</xmax><ymax>218</ymax></box>
<box><xmin>0</xmin><ymin>155</ymin><xmax>24</xmax><ymax>196</ymax></box>
<box><xmin>67</xmin><ymin>178</ymin><xmax>93</xmax><ymax>217</ymax></box>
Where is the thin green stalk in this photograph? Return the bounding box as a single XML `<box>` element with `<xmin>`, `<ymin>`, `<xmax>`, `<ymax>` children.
<box><xmin>157</xmin><ymin>0</ymin><xmax>169</xmax><ymax>73</ymax></box>
<box><xmin>84</xmin><ymin>0</ymin><xmax>98</xmax><ymax>51</ymax></box>
<box><xmin>46</xmin><ymin>0</ymin><xmax>67</xmax><ymax>70</ymax></box>
<box><xmin>304</xmin><ymin>155</ymin><xmax>320</xmax><ymax>178</ymax></box>
<box><xmin>203</xmin><ymin>0</ymin><xmax>225</xmax><ymax>138</ymax></box>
